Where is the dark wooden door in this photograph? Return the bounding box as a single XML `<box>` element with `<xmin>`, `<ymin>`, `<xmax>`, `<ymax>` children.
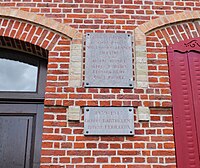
<box><xmin>0</xmin><ymin>47</ymin><xmax>47</xmax><ymax>168</ymax></box>
<box><xmin>168</xmin><ymin>38</ymin><xmax>200</xmax><ymax>168</ymax></box>
<box><xmin>0</xmin><ymin>116</ymin><xmax>33</xmax><ymax>168</ymax></box>
<box><xmin>0</xmin><ymin>104</ymin><xmax>44</xmax><ymax>168</ymax></box>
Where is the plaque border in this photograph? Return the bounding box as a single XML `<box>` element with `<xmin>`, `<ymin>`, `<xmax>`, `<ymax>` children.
<box><xmin>84</xmin><ymin>33</ymin><xmax>134</xmax><ymax>88</ymax></box>
<box><xmin>84</xmin><ymin>107</ymin><xmax>134</xmax><ymax>136</ymax></box>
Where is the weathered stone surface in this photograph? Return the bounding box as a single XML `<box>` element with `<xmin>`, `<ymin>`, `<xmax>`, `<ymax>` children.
<box><xmin>85</xmin><ymin>33</ymin><xmax>133</xmax><ymax>88</ymax></box>
<box><xmin>84</xmin><ymin>107</ymin><xmax>134</xmax><ymax>135</ymax></box>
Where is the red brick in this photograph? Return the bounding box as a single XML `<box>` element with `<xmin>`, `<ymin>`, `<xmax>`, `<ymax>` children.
<box><xmin>76</xmin><ymin>166</ymin><xmax>100</xmax><ymax>168</ymax></box>
<box><xmin>60</xmin><ymin>157</ymin><xmax>70</xmax><ymax>163</ymax></box>
<box><xmin>61</xmin><ymin>142</ymin><xmax>72</xmax><ymax>148</ymax></box>
<box><xmin>43</xmin><ymin>135</ymin><xmax>66</xmax><ymax>141</ymax></box>
<box><xmin>42</xmin><ymin>142</ymin><xmax>53</xmax><ymax>148</ymax></box>
<box><xmin>98</xmin><ymin>143</ymin><xmax>108</xmax><ymax>149</ymax></box>
<box><xmin>152</xmin><ymin>150</ymin><xmax>175</xmax><ymax>156</ymax></box>
<box><xmin>100</xmin><ymin>101</ymin><xmax>111</xmax><ymax>106</ymax></box>
<box><xmin>134</xmin><ymin>143</ymin><xmax>145</xmax><ymax>148</ymax></box>
<box><xmin>40</xmin><ymin>157</ymin><xmax>51</xmax><ymax>163</ymax></box>
<box><xmin>72</xmin><ymin>157</ymin><xmax>83</xmax><ymax>163</ymax></box>
<box><xmin>111</xmin><ymin>157</ymin><xmax>121</xmax><ymax>163</ymax></box>
<box><xmin>128</xmin><ymin>166</ymin><xmax>150</xmax><ymax>168</ymax></box>
<box><xmin>74</xmin><ymin>142</ymin><xmax>85</xmax><ymax>148</ymax></box>
<box><xmin>68</xmin><ymin>150</ymin><xmax>91</xmax><ymax>156</ymax></box>
<box><xmin>122</xmin><ymin>157</ymin><xmax>133</xmax><ymax>163</ymax></box>
<box><xmin>101</xmin><ymin>137</ymin><xmax>124</xmax><ymax>141</ymax></box>
<box><xmin>165</xmin><ymin>157</ymin><xmax>176</xmax><ymax>163</ymax></box>
<box><xmin>147</xmin><ymin>143</ymin><xmax>156</xmax><ymax>149</ymax></box>
<box><xmin>41</xmin><ymin>150</ymin><xmax>65</xmax><ymax>156</ymax></box>
<box><xmin>110</xmin><ymin>143</ymin><xmax>121</xmax><ymax>149</ymax></box>
<box><xmin>76</xmin><ymin>136</ymin><xmax>99</xmax><ymax>141</ymax></box>
<box><xmin>86</xmin><ymin>143</ymin><xmax>97</xmax><ymax>148</ymax></box>
<box><xmin>97</xmin><ymin>157</ymin><xmax>108</xmax><ymax>163</ymax></box>
<box><xmin>93</xmin><ymin>150</ymin><xmax>116</xmax><ymax>156</ymax></box>
<box><xmin>118</xmin><ymin>150</ymin><xmax>140</xmax><ymax>155</ymax></box>
<box><xmin>103</xmin><ymin>166</ymin><xmax>126</xmax><ymax>168</ymax></box>
<box><xmin>84</xmin><ymin>157</ymin><xmax>95</xmax><ymax>163</ymax></box>
<box><xmin>147</xmin><ymin>157</ymin><xmax>158</xmax><ymax>163</ymax></box>
<box><xmin>135</xmin><ymin>157</ymin><xmax>145</xmax><ymax>163</ymax></box>
<box><xmin>164</xmin><ymin>143</ymin><xmax>175</xmax><ymax>149</ymax></box>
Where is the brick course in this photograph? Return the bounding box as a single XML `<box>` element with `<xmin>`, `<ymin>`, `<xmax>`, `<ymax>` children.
<box><xmin>1</xmin><ymin>1</ymin><xmax>200</xmax><ymax>167</ymax></box>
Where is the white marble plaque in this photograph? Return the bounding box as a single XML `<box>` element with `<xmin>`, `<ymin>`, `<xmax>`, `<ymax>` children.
<box><xmin>84</xmin><ymin>107</ymin><xmax>134</xmax><ymax>135</ymax></box>
<box><xmin>85</xmin><ymin>33</ymin><xmax>133</xmax><ymax>88</ymax></box>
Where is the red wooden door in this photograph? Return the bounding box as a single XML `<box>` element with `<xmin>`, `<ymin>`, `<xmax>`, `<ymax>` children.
<box><xmin>188</xmin><ymin>51</ymin><xmax>200</xmax><ymax>152</ymax></box>
<box><xmin>168</xmin><ymin>38</ymin><xmax>200</xmax><ymax>168</ymax></box>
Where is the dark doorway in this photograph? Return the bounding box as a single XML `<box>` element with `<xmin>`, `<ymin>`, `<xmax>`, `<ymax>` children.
<box><xmin>168</xmin><ymin>38</ymin><xmax>200</xmax><ymax>168</ymax></box>
<box><xmin>0</xmin><ymin>43</ymin><xmax>47</xmax><ymax>168</ymax></box>
<box><xmin>0</xmin><ymin>104</ymin><xmax>44</xmax><ymax>168</ymax></box>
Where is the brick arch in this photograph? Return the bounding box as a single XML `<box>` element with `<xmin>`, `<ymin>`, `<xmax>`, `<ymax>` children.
<box><xmin>138</xmin><ymin>11</ymin><xmax>200</xmax><ymax>35</ymax></box>
<box><xmin>147</xmin><ymin>21</ymin><xmax>200</xmax><ymax>47</ymax></box>
<box><xmin>134</xmin><ymin>11</ymin><xmax>200</xmax><ymax>88</ymax></box>
<box><xmin>0</xmin><ymin>8</ymin><xmax>82</xmax><ymax>40</ymax></box>
<box><xmin>0</xmin><ymin>8</ymin><xmax>83</xmax><ymax>87</ymax></box>
<box><xmin>0</xmin><ymin>36</ymin><xmax>48</xmax><ymax>59</ymax></box>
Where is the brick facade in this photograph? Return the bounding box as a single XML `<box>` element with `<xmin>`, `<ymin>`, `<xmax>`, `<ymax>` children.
<box><xmin>1</xmin><ymin>1</ymin><xmax>200</xmax><ymax>167</ymax></box>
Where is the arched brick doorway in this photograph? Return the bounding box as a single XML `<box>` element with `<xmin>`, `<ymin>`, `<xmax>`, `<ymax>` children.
<box><xmin>134</xmin><ymin>11</ymin><xmax>200</xmax><ymax>167</ymax></box>
<box><xmin>0</xmin><ymin>38</ymin><xmax>48</xmax><ymax>168</ymax></box>
<box><xmin>0</xmin><ymin>9</ymin><xmax>83</xmax><ymax>167</ymax></box>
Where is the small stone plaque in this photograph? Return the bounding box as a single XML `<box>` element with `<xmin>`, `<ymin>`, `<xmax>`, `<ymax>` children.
<box><xmin>85</xmin><ymin>33</ymin><xmax>133</xmax><ymax>88</ymax></box>
<box><xmin>84</xmin><ymin>107</ymin><xmax>134</xmax><ymax>135</ymax></box>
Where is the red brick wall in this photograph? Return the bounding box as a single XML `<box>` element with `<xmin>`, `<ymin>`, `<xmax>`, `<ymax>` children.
<box><xmin>1</xmin><ymin>1</ymin><xmax>200</xmax><ymax>167</ymax></box>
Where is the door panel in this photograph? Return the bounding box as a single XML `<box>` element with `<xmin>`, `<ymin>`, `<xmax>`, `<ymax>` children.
<box><xmin>0</xmin><ymin>116</ymin><xmax>33</xmax><ymax>168</ymax></box>
<box><xmin>0</xmin><ymin>47</ymin><xmax>46</xmax><ymax>168</ymax></box>
<box><xmin>188</xmin><ymin>51</ymin><xmax>200</xmax><ymax>155</ymax></box>
<box><xmin>0</xmin><ymin>104</ymin><xmax>44</xmax><ymax>168</ymax></box>
<box><xmin>168</xmin><ymin>51</ymin><xmax>200</xmax><ymax>168</ymax></box>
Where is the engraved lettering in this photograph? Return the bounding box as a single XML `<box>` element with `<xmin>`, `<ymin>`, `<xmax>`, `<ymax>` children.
<box><xmin>85</xmin><ymin>33</ymin><xmax>133</xmax><ymax>87</ymax></box>
<box><xmin>84</xmin><ymin>107</ymin><xmax>134</xmax><ymax>135</ymax></box>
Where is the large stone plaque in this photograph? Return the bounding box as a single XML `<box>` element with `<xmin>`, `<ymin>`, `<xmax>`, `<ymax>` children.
<box><xmin>84</xmin><ymin>107</ymin><xmax>134</xmax><ymax>135</ymax></box>
<box><xmin>85</xmin><ymin>33</ymin><xmax>133</xmax><ymax>88</ymax></box>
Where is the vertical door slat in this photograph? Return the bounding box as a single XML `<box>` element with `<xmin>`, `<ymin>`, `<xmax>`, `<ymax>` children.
<box><xmin>168</xmin><ymin>51</ymin><xmax>200</xmax><ymax>168</ymax></box>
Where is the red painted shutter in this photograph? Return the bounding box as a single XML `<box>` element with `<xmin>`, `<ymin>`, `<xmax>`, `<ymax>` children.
<box><xmin>168</xmin><ymin>51</ymin><xmax>200</xmax><ymax>168</ymax></box>
<box><xmin>188</xmin><ymin>51</ymin><xmax>200</xmax><ymax>154</ymax></box>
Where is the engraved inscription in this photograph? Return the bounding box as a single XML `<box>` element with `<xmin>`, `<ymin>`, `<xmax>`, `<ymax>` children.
<box><xmin>84</xmin><ymin>107</ymin><xmax>134</xmax><ymax>135</ymax></box>
<box><xmin>85</xmin><ymin>33</ymin><xmax>133</xmax><ymax>88</ymax></box>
